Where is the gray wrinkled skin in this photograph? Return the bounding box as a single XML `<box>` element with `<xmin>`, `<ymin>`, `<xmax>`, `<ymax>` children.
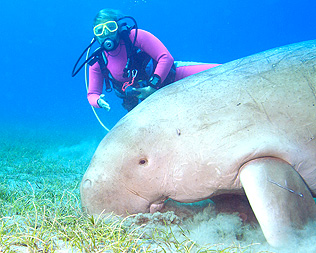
<box><xmin>80</xmin><ymin>40</ymin><xmax>316</xmax><ymax>247</ymax></box>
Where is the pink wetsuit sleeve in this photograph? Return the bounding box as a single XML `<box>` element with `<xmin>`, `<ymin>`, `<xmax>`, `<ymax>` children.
<box><xmin>88</xmin><ymin>62</ymin><xmax>104</xmax><ymax>108</ymax></box>
<box><xmin>130</xmin><ymin>29</ymin><xmax>174</xmax><ymax>82</ymax></box>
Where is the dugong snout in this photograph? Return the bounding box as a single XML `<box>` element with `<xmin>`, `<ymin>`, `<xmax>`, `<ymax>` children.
<box><xmin>81</xmin><ymin>178</ymin><xmax>92</xmax><ymax>190</ymax></box>
<box><xmin>80</xmin><ymin>174</ymin><xmax>152</xmax><ymax>216</ymax></box>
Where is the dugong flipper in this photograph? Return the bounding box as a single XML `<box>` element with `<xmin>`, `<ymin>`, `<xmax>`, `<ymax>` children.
<box><xmin>81</xmin><ymin>40</ymin><xmax>316</xmax><ymax>247</ymax></box>
<box><xmin>240</xmin><ymin>157</ymin><xmax>316</xmax><ymax>247</ymax></box>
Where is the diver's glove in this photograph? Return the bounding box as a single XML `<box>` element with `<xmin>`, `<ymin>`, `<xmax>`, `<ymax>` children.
<box><xmin>148</xmin><ymin>74</ymin><xmax>162</xmax><ymax>89</ymax></box>
<box><xmin>97</xmin><ymin>94</ymin><xmax>111</xmax><ymax>111</ymax></box>
<box><xmin>134</xmin><ymin>86</ymin><xmax>157</xmax><ymax>100</ymax></box>
<box><xmin>125</xmin><ymin>86</ymin><xmax>141</xmax><ymax>98</ymax></box>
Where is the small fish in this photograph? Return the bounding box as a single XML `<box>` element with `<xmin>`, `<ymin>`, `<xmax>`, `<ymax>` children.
<box><xmin>268</xmin><ymin>179</ymin><xmax>303</xmax><ymax>198</ymax></box>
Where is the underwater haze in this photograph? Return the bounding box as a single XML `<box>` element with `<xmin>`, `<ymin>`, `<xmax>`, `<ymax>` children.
<box><xmin>1</xmin><ymin>0</ymin><xmax>316</xmax><ymax>252</ymax></box>
<box><xmin>1</xmin><ymin>0</ymin><xmax>315</xmax><ymax>132</ymax></box>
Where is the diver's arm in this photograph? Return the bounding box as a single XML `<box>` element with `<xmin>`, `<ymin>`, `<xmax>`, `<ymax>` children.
<box><xmin>130</xmin><ymin>29</ymin><xmax>174</xmax><ymax>85</ymax></box>
<box><xmin>88</xmin><ymin>62</ymin><xmax>104</xmax><ymax>108</ymax></box>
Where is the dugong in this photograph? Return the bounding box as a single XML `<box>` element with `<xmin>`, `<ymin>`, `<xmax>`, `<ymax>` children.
<box><xmin>80</xmin><ymin>40</ymin><xmax>316</xmax><ymax>247</ymax></box>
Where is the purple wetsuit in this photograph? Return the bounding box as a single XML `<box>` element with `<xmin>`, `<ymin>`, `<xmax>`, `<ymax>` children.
<box><xmin>88</xmin><ymin>29</ymin><xmax>220</xmax><ymax>108</ymax></box>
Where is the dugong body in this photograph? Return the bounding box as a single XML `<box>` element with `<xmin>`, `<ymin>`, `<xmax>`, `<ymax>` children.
<box><xmin>81</xmin><ymin>40</ymin><xmax>316</xmax><ymax>247</ymax></box>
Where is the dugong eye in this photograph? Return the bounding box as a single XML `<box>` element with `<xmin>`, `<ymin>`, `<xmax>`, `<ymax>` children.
<box><xmin>139</xmin><ymin>158</ymin><xmax>148</xmax><ymax>165</ymax></box>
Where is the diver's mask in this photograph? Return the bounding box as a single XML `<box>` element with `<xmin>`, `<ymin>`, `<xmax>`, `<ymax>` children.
<box><xmin>72</xmin><ymin>16</ymin><xmax>138</xmax><ymax>78</ymax></box>
<box><xmin>93</xmin><ymin>20</ymin><xmax>120</xmax><ymax>51</ymax></box>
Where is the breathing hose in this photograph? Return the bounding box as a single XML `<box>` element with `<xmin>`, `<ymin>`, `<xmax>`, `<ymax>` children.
<box><xmin>85</xmin><ymin>39</ymin><xmax>110</xmax><ymax>132</ymax></box>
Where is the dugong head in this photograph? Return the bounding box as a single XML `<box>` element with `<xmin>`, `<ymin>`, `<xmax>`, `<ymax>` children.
<box><xmin>80</xmin><ymin>69</ymin><xmax>244</xmax><ymax>216</ymax></box>
<box><xmin>80</xmin><ymin>113</ymin><xmax>175</xmax><ymax>216</ymax></box>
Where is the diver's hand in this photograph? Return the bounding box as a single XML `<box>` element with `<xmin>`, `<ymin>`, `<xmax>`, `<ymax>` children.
<box><xmin>97</xmin><ymin>94</ymin><xmax>111</xmax><ymax>111</ymax></box>
<box><xmin>125</xmin><ymin>86</ymin><xmax>141</xmax><ymax>97</ymax></box>
<box><xmin>134</xmin><ymin>86</ymin><xmax>157</xmax><ymax>100</ymax></box>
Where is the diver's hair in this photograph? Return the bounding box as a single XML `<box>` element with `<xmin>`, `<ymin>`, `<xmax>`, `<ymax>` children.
<box><xmin>93</xmin><ymin>9</ymin><xmax>124</xmax><ymax>27</ymax></box>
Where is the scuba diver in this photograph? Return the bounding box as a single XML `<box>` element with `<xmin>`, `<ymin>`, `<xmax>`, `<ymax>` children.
<box><xmin>73</xmin><ymin>9</ymin><xmax>220</xmax><ymax>112</ymax></box>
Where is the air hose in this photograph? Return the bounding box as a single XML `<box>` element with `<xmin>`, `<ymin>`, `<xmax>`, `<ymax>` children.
<box><xmin>85</xmin><ymin>39</ymin><xmax>110</xmax><ymax>132</ymax></box>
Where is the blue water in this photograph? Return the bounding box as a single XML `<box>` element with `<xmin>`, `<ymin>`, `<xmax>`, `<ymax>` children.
<box><xmin>1</xmin><ymin>0</ymin><xmax>315</xmax><ymax>133</ymax></box>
